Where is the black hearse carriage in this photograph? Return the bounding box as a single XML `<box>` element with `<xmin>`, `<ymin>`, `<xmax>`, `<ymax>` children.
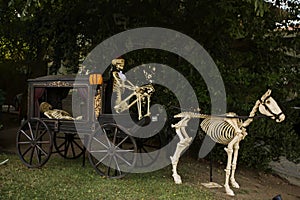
<box><xmin>16</xmin><ymin>74</ymin><xmax>161</xmax><ymax>178</ymax></box>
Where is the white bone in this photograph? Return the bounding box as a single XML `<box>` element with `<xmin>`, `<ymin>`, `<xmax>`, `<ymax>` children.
<box><xmin>170</xmin><ymin>90</ymin><xmax>285</xmax><ymax>196</ymax></box>
<box><xmin>112</xmin><ymin>66</ymin><xmax>154</xmax><ymax>120</ymax></box>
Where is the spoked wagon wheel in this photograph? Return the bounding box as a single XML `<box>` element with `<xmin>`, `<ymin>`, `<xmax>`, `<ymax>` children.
<box><xmin>54</xmin><ymin>132</ymin><xmax>85</xmax><ymax>159</ymax></box>
<box><xmin>16</xmin><ymin>118</ymin><xmax>53</xmax><ymax>168</ymax></box>
<box><xmin>88</xmin><ymin>123</ymin><xmax>137</xmax><ymax>178</ymax></box>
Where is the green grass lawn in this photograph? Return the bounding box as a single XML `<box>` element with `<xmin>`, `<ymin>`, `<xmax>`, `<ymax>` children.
<box><xmin>0</xmin><ymin>153</ymin><xmax>213</xmax><ymax>200</ymax></box>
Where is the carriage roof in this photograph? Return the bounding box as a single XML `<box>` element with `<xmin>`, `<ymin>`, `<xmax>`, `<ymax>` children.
<box><xmin>28</xmin><ymin>75</ymin><xmax>89</xmax><ymax>84</ymax></box>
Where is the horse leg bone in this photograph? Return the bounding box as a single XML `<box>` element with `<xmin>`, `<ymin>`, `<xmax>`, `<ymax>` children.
<box><xmin>181</xmin><ymin>124</ymin><xmax>190</xmax><ymax>138</ymax></box>
<box><xmin>224</xmin><ymin>137</ymin><xmax>239</xmax><ymax>196</ymax></box>
<box><xmin>170</xmin><ymin>127</ymin><xmax>192</xmax><ymax>184</ymax></box>
<box><xmin>230</xmin><ymin>139</ymin><xmax>242</xmax><ymax>189</ymax></box>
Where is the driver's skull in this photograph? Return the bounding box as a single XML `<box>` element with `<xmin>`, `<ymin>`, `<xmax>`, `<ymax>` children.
<box><xmin>112</xmin><ymin>58</ymin><xmax>125</xmax><ymax>70</ymax></box>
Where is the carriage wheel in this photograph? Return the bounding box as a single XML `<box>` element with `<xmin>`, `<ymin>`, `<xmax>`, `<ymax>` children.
<box><xmin>54</xmin><ymin>132</ymin><xmax>85</xmax><ymax>159</ymax></box>
<box><xmin>16</xmin><ymin>118</ymin><xmax>52</xmax><ymax>168</ymax></box>
<box><xmin>88</xmin><ymin>123</ymin><xmax>137</xmax><ymax>178</ymax></box>
<box><xmin>135</xmin><ymin>134</ymin><xmax>162</xmax><ymax>167</ymax></box>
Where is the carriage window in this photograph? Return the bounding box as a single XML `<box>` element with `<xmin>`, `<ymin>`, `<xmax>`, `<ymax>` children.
<box><xmin>67</xmin><ymin>87</ymin><xmax>88</xmax><ymax>120</ymax></box>
<box><xmin>35</xmin><ymin>87</ymin><xmax>88</xmax><ymax>120</ymax></box>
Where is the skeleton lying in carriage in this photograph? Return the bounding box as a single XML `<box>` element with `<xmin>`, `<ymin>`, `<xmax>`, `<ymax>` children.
<box><xmin>16</xmin><ymin>57</ymin><xmax>285</xmax><ymax>196</ymax></box>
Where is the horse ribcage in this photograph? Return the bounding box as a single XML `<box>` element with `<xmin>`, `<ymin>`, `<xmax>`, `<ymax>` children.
<box><xmin>200</xmin><ymin>118</ymin><xmax>236</xmax><ymax>145</ymax></box>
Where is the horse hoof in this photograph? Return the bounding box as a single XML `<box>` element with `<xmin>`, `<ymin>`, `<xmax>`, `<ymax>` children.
<box><xmin>173</xmin><ymin>174</ymin><xmax>182</xmax><ymax>184</ymax></box>
<box><xmin>225</xmin><ymin>185</ymin><xmax>235</xmax><ymax>196</ymax></box>
<box><xmin>231</xmin><ymin>180</ymin><xmax>240</xmax><ymax>188</ymax></box>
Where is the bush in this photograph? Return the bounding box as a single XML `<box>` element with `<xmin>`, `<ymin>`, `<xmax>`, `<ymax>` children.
<box><xmin>240</xmin><ymin>111</ymin><xmax>300</xmax><ymax>169</ymax></box>
<box><xmin>0</xmin><ymin>89</ymin><xmax>5</xmax><ymax>128</ymax></box>
<box><xmin>0</xmin><ymin>89</ymin><xmax>5</xmax><ymax>106</ymax></box>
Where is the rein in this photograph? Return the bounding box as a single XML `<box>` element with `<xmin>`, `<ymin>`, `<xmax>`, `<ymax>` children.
<box><xmin>171</xmin><ymin>93</ymin><xmax>284</xmax><ymax>121</ymax></box>
<box><xmin>211</xmin><ymin>114</ymin><xmax>266</xmax><ymax>119</ymax></box>
<box><xmin>170</xmin><ymin>106</ymin><xmax>267</xmax><ymax>120</ymax></box>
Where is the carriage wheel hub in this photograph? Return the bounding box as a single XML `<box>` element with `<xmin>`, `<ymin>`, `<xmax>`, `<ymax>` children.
<box><xmin>31</xmin><ymin>140</ymin><xmax>37</xmax><ymax>146</ymax></box>
<box><xmin>107</xmin><ymin>147</ymin><xmax>116</xmax><ymax>155</ymax></box>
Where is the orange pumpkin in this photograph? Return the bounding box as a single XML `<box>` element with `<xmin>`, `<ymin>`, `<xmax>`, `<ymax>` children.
<box><xmin>89</xmin><ymin>74</ymin><xmax>103</xmax><ymax>85</ymax></box>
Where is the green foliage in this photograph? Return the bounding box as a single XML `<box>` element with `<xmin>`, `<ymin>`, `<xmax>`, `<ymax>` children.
<box><xmin>0</xmin><ymin>89</ymin><xmax>5</xmax><ymax>106</ymax></box>
<box><xmin>240</xmin><ymin>110</ymin><xmax>300</xmax><ymax>169</ymax></box>
<box><xmin>0</xmin><ymin>0</ymin><xmax>299</xmax><ymax>169</ymax></box>
<box><xmin>0</xmin><ymin>89</ymin><xmax>4</xmax><ymax>128</ymax></box>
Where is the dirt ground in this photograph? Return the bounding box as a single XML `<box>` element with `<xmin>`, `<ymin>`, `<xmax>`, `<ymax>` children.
<box><xmin>1</xmin><ymin>112</ymin><xmax>300</xmax><ymax>200</ymax></box>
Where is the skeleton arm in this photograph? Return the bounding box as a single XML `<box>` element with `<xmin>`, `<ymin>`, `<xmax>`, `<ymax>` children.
<box><xmin>112</xmin><ymin>72</ymin><xmax>154</xmax><ymax>119</ymax></box>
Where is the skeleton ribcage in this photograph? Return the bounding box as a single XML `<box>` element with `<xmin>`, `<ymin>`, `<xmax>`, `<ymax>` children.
<box><xmin>200</xmin><ymin>118</ymin><xmax>236</xmax><ymax>145</ymax></box>
<box><xmin>112</xmin><ymin>71</ymin><xmax>123</xmax><ymax>105</ymax></box>
<box><xmin>112</xmin><ymin>72</ymin><xmax>121</xmax><ymax>92</ymax></box>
